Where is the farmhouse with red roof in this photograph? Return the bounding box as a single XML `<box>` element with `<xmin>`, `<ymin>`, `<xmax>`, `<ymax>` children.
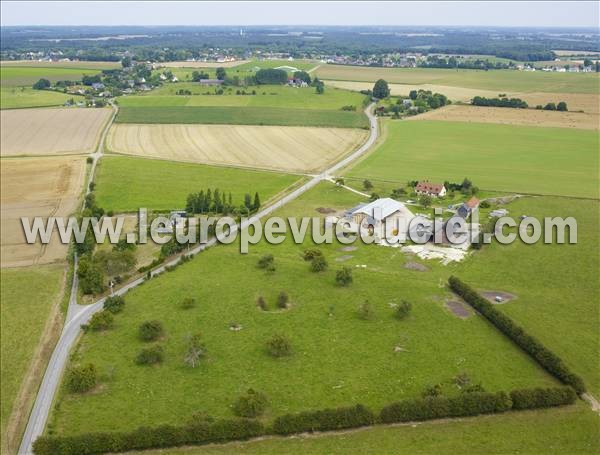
<box><xmin>415</xmin><ymin>181</ymin><xmax>446</xmax><ymax>197</ymax></box>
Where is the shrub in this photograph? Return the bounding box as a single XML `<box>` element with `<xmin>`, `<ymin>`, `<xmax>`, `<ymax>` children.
<box><xmin>273</xmin><ymin>404</ymin><xmax>375</xmax><ymax>435</ymax></box>
<box><xmin>363</xmin><ymin>179</ymin><xmax>374</xmax><ymax>190</ymax></box>
<box><xmin>510</xmin><ymin>386</ymin><xmax>576</xmax><ymax>410</ymax></box>
<box><xmin>256</xmin><ymin>296</ymin><xmax>267</xmax><ymax>311</ymax></box>
<box><xmin>65</xmin><ymin>364</ymin><xmax>97</xmax><ymax>393</ymax></box>
<box><xmin>335</xmin><ymin>267</ymin><xmax>353</xmax><ymax>287</ymax></box>
<box><xmin>257</xmin><ymin>254</ymin><xmax>274</xmax><ymax>270</ymax></box>
<box><xmin>357</xmin><ymin>301</ymin><xmax>375</xmax><ymax>320</ymax></box>
<box><xmin>448</xmin><ymin>276</ymin><xmax>586</xmax><ymax>393</ymax></box>
<box><xmin>266</xmin><ymin>334</ymin><xmax>292</xmax><ymax>358</ymax></box>
<box><xmin>139</xmin><ymin>320</ymin><xmax>165</xmax><ymax>341</ymax></box>
<box><xmin>277</xmin><ymin>291</ymin><xmax>289</xmax><ymax>309</ymax></box>
<box><xmin>103</xmin><ymin>295</ymin><xmax>125</xmax><ymax>314</ymax></box>
<box><xmin>310</xmin><ymin>255</ymin><xmax>328</xmax><ymax>272</ymax></box>
<box><xmin>85</xmin><ymin>310</ymin><xmax>114</xmax><ymax>332</ymax></box>
<box><xmin>422</xmin><ymin>383</ymin><xmax>442</xmax><ymax>398</ymax></box>
<box><xmin>479</xmin><ymin>200</ymin><xmax>491</xmax><ymax>209</ymax></box>
<box><xmin>135</xmin><ymin>345</ymin><xmax>164</xmax><ymax>365</ymax></box>
<box><xmin>181</xmin><ymin>297</ymin><xmax>196</xmax><ymax>310</ymax></box>
<box><xmin>33</xmin><ymin>419</ymin><xmax>265</xmax><ymax>455</ymax></box>
<box><xmin>232</xmin><ymin>388</ymin><xmax>268</xmax><ymax>418</ymax></box>
<box><xmin>557</xmin><ymin>101</ymin><xmax>568</xmax><ymax>111</ymax></box>
<box><xmin>380</xmin><ymin>391</ymin><xmax>511</xmax><ymax>424</ymax></box>
<box><xmin>395</xmin><ymin>300</ymin><xmax>412</xmax><ymax>320</ymax></box>
<box><xmin>303</xmin><ymin>249</ymin><xmax>322</xmax><ymax>261</ymax></box>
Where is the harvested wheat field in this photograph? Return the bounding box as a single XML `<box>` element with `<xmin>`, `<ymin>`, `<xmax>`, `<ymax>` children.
<box><xmin>0</xmin><ymin>108</ymin><xmax>111</xmax><ymax>156</ymax></box>
<box><xmin>106</xmin><ymin>124</ymin><xmax>368</xmax><ymax>172</ymax></box>
<box><xmin>407</xmin><ymin>105</ymin><xmax>599</xmax><ymax>130</ymax></box>
<box><xmin>0</xmin><ymin>156</ymin><xmax>86</xmax><ymax>267</ymax></box>
<box><xmin>326</xmin><ymin>80</ymin><xmax>600</xmax><ymax>114</ymax></box>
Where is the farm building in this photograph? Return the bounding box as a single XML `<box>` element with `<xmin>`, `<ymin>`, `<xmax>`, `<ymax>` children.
<box><xmin>415</xmin><ymin>181</ymin><xmax>446</xmax><ymax>197</ymax></box>
<box><xmin>287</xmin><ymin>77</ymin><xmax>308</xmax><ymax>87</ymax></box>
<box><xmin>198</xmin><ymin>79</ymin><xmax>225</xmax><ymax>86</ymax></box>
<box><xmin>457</xmin><ymin>197</ymin><xmax>480</xmax><ymax>218</ymax></box>
<box><xmin>345</xmin><ymin>198</ymin><xmax>415</xmax><ymax>241</ymax></box>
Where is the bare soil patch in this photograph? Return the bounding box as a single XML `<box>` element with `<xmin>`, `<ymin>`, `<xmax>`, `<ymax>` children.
<box><xmin>106</xmin><ymin>124</ymin><xmax>368</xmax><ymax>173</ymax></box>
<box><xmin>316</xmin><ymin>207</ymin><xmax>337</xmax><ymax>214</ymax></box>
<box><xmin>404</xmin><ymin>261</ymin><xmax>430</xmax><ymax>272</ymax></box>
<box><xmin>1</xmin><ymin>156</ymin><xmax>86</xmax><ymax>267</ymax></box>
<box><xmin>481</xmin><ymin>291</ymin><xmax>518</xmax><ymax>304</ymax></box>
<box><xmin>1</xmin><ymin>108</ymin><xmax>111</xmax><ymax>156</ymax></box>
<box><xmin>445</xmin><ymin>300</ymin><xmax>473</xmax><ymax>319</ymax></box>
<box><xmin>409</xmin><ymin>105</ymin><xmax>598</xmax><ymax>130</ymax></box>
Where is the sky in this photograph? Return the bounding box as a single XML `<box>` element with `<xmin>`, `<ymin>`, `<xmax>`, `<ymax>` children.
<box><xmin>1</xmin><ymin>1</ymin><xmax>598</xmax><ymax>28</ymax></box>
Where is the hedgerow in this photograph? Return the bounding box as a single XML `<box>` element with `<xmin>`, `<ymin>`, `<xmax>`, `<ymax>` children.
<box><xmin>272</xmin><ymin>404</ymin><xmax>375</xmax><ymax>435</ymax></box>
<box><xmin>448</xmin><ymin>276</ymin><xmax>586</xmax><ymax>393</ymax></box>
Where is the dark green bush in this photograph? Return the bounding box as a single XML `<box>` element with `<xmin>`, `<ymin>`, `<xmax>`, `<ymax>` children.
<box><xmin>138</xmin><ymin>320</ymin><xmax>165</xmax><ymax>341</ymax></box>
<box><xmin>272</xmin><ymin>404</ymin><xmax>375</xmax><ymax>435</ymax></box>
<box><xmin>65</xmin><ymin>363</ymin><xmax>97</xmax><ymax>393</ymax></box>
<box><xmin>448</xmin><ymin>276</ymin><xmax>586</xmax><ymax>393</ymax></box>
<box><xmin>335</xmin><ymin>267</ymin><xmax>353</xmax><ymax>286</ymax></box>
<box><xmin>86</xmin><ymin>311</ymin><xmax>114</xmax><ymax>332</ymax></box>
<box><xmin>181</xmin><ymin>297</ymin><xmax>196</xmax><ymax>310</ymax></box>
<box><xmin>277</xmin><ymin>291</ymin><xmax>289</xmax><ymax>309</ymax></box>
<box><xmin>310</xmin><ymin>255</ymin><xmax>328</xmax><ymax>272</ymax></box>
<box><xmin>510</xmin><ymin>386</ymin><xmax>576</xmax><ymax>410</ymax></box>
<box><xmin>103</xmin><ymin>295</ymin><xmax>125</xmax><ymax>314</ymax></box>
<box><xmin>232</xmin><ymin>388</ymin><xmax>268</xmax><ymax>418</ymax></box>
<box><xmin>395</xmin><ymin>300</ymin><xmax>412</xmax><ymax>320</ymax></box>
<box><xmin>257</xmin><ymin>254</ymin><xmax>274</xmax><ymax>270</ymax></box>
<box><xmin>303</xmin><ymin>249</ymin><xmax>323</xmax><ymax>261</ymax></box>
<box><xmin>135</xmin><ymin>345</ymin><xmax>164</xmax><ymax>365</ymax></box>
<box><xmin>265</xmin><ymin>334</ymin><xmax>292</xmax><ymax>358</ymax></box>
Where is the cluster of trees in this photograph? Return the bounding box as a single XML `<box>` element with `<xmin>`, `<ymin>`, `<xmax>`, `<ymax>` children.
<box><xmin>409</xmin><ymin>89</ymin><xmax>449</xmax><ymax>109</ymax></box>
<box><xmin>421</xmin><ymin>55</ymin><xmax>513</xmax><ymax>70</ymax></box>
<box><xmin>255</xmin><ymin>68</ymin><xmax>288</xmax><ymax>84</ymax></box>
<box><xmin>185</xmin><ymin>189</ymin><xmax>260</xmax><ymax>215</ymax></box>
<box><xmin>472</xmin><ymin>96</ymin><xmax>528</xmax><ymax>109</ymax></box>
<box><xmin>536</xmin><ymin>101</ymin><xmax>568</xmax><ymax>111</ymax></box>
<box><xmin>32</xmin><ymin>78</ymin><xmax>51</xmax><ymax>90</ymax></box>
<box><xmin>443</xmin><ymin>177</ymin><xmax>479</xmax><ymax>196</ymax></box>
<box><xmin>313</xmin><ymin>77</ymin><xmax>325</xmax><ymax>94</ymax></box>
<box><xmin>448</xmin><ymin>276</ymin><xmax>586</xmax><ymax>393</ymax></box>
<box><xmin>191</xmin><ymin>70</ymin><xmax>210</xmax><ymax>81</ymax></box>
<box><xmin>376</xmin><ymin>88</ymin><xmax>449</xmax><ymax>118</ymax></box>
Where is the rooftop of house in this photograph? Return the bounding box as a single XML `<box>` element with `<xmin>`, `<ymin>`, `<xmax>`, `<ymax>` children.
<box><xmin>350</xmin><ymin>198</ymin><xmax>414</xmax><ymax>221</ymax></box>
<box><xmin>416</xmin><ymin>181</ymin><xmax>445</xmax><ymax>193</ymax></box>
<box><xmin>465</xmin><ymin>197</ymin><xmax>480</xmax><ymax>208</ymax></box>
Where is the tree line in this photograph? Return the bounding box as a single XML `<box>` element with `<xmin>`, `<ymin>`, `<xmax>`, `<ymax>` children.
<box><xmin>185</xmin><ymin>189</ymin><xmax>260</xmax><ymax>215</ymax></box>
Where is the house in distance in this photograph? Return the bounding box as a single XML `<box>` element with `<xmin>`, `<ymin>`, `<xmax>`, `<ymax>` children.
<box><xmin>415</xmin><ymin>180</ymin><xmax>446</xmax><ymax>197</ymax></box>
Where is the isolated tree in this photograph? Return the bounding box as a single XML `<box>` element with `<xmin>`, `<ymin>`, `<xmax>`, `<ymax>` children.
<box><xmin>372</xmin><ymin>79</ymin><xmax>390</xmax><ymax>99</ymax></box>
<box><xmin>135</xmin><ymin>345</ymin><xmax>164</xmax><ymax>365</ymax></box>
<box><xmin>33</xmin><ymin>78</ymin><xmax>51</xmax><ymax>90</ymax></box>
<box><xmin>419</xmin><ymin>194</ymin><xmax>433</xmax><ymax>208</ymax></box>
<box><xmin>310</xmin><ymin>255</ymin><xmax>328</xmax><ymax>272</ymax></box>
<box><xmin>183</xmin><ymin>333</ymin><xmax>206</xmax><ymax>368</ymax></box>
<box><xmin>556</xmin><ymin>101</ymin><xmax>568</xmax><ymax>111</ymax></box>
<box><xmin>335</xmin><ymin>267</ymin><xmax>353</xmax><ymax>287</ymax></box>
<box><xmin>66</xmin><ymin>364</ymin><xmax>97</xmax><ymax>393</ymax></box>
<box><xmin>277</xmin><ymin>291</ymin><xmax>289</xmax><ymax>309</ymax></box>
<box><xmin>216</xmin><ymin>67</ymin><xmax>227</xmax><ymax>80</ymax></box>
<box><xmin>253</xmin><ymin>192</ymin><xmax>261</xmax><ymax>211</ymax></box>
<box><xmin>233</xmin><ymin>389</ymin><xmax>268</xmax><ymax>418</ymax></box>
<box><xmin>363</xmin><ymin>179</ymin><xmax>374</xmax><ymax>191</ymax></box>
<box><xmin>266</xmin><ymin>334</ymin><xmax>292</xmax><ymax>357</ymax></box>
<box><xmin>395</xmin><ymin>300</ymin><xmax>412</xmax><ymax>320</ymax></box>
<box><xmin>103</xmin><ymin>295</ymin><xmax>125</xmax><ymax>314</ymax></box>
<box><xmin>138</xmin><ymin>320</ymin><xmax>164</xmax><ymax>341</ymax></box>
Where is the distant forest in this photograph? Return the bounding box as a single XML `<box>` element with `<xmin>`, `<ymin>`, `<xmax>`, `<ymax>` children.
<box><xmin>2</xmin><ymin>26</ymin><xmax>599</xmax><ymax>62</ymax></box>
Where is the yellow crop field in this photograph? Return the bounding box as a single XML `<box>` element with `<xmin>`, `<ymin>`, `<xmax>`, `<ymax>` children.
<box><xmin>409</xmin><ymin>104</ymin><xmax>599</xmax><ymax>130</ymax></box>
<box><xmin>106</xmin><ymin>124</ymin><xmax>368</xmax><ymax>173</ymax></box>
<box><xmin>0</xmin><ymin>108</ymin><xmax>111</xmax><ymax>156</ymax></box>
<box><xmin>0</xmin><ymin>156</ymin><xmax>86</xmax><ymax>267</ymax></box>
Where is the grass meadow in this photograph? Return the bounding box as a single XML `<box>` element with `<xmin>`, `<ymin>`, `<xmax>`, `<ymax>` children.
<box><xmin>0</xmin><ymin>264</ymin><xmax>65</xmax><ymax>439</ymax></box>
<box><xmin>346</xmin><ymin>120</ymin><xmax>599</xmax><ymax>198</ymax></box>
<box><xmin>0</xmin><ymin>87</ymin><xmax>74</xmax><ymax>109</ymax></box>
<box><xmin>0</xmin><ymin>66</ymin><xmax>101</xmax><ymax>87</ymax></box>
<box><xmin>48</xmin><ymin>183</ymin><xmax>559</xmax><ymax>436</ymax></box>
<box><xmin>115</xmin><ymin>106</ymin><xmax>369</xmax><ymax>128</ymax></box>
<box><xmin>315</xmin><ymin>65</ymin><xmax>600</xmax><ymax>94</ymax></box>
<box><xmin>119</xmin><ymin>84</ymin><xmax>368</xmax><ymax>110</ymax></box>
<box><xmin>94</xmin><ymin>155</ymin><xmax>303</xmax><ymax>212</ymax></box>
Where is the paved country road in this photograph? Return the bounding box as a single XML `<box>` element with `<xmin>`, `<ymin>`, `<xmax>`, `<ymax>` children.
<box><xmin>18</xmin><ymin>104</ymin><xmax>379</xmax><ymax>454</ymax></box>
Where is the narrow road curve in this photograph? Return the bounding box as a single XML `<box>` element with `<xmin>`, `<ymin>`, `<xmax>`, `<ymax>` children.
<box><xmin>18</xmin><ymin>104</ymin><xmax>378</xmax><ymax>454</ymax></box>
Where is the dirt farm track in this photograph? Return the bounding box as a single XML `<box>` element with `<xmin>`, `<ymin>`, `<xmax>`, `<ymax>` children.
<box><xmin>106</xmin><ymin>124</ymin><xmax>369</xmax><ymax>173</ymax></box>
<box><xmin>0</xmin><ymin>156</ymin><xmax>86</xmax><ymax>268</ymax></box>
<box><xmin>0</xmin><ymin>108</ymin><xmax>111</xmax><ymax>156</ymax></box>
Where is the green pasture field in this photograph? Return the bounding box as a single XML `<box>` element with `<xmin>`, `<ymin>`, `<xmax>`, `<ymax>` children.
<box><xmin>136</xmin><ymin>405</ymin><xmax>599</xmax><ymax>455</ymax></box>
<box><xmin>0</xmin><ymin>264</ymin><xmax>65</xmax><ymax>438</ymax></box>
<box><xmin>0</xmin><ymin>66</ymin><xmax>101</xmax><ymax>87</ymax></box>
<box><xmin>48</xmin><ymin>182</ymin><xmax>558</xmax><ymax>436</ymax></box>
<box><xmin>94</xmin><ymin>155</ymin><xmax>302</xmax><ymax>213</ymax></box>
<box><xmin>315</xmin><ymin>65</ymin><xmax>600</xmax><ymax>94</ymax></box>
<box><xmin>233</xmin><ymin>59</ymin><xmax>319</xmax><ymax>72</ymax></box>
<box><xmin>0</xmin><ymin>87</ymin><xmax>74</xmax><ymax>109</ymax></box>
<box><xmin>119</xmin><ymin>84</ymin><xmax>367</xmax><ymax>110</ymax></box>
<box><xmin>115</xmin><ymin>106</ymin><xmax>369</xmax><ymax>128</ymax></box>
<box><xmin>0</xmin><ymin>61</ymin><xmax>120</xmax><ymax>70</ymax></box>
<box><xmin>346</xmin><ymin>120</ymin><xmax>599</xmax><ymax>198</ymax></box>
